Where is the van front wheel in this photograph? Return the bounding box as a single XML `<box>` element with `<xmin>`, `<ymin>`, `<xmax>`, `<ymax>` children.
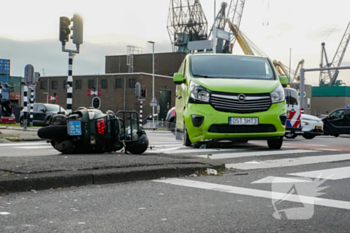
<box><xmin>267</xmin><ymin>137</ymin><xmax>283</xmax><ymax>149</ymax></box>
<box><xmin>183</xmin><ymin>123</ymin><xmax>192</xmax><ymax>147</ymax></box>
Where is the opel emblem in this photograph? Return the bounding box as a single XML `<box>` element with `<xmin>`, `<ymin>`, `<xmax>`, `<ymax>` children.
<box><xmin>238</xmin><ymin>94</ymin><xmax>246</xmax><ymax>102</ymax></box>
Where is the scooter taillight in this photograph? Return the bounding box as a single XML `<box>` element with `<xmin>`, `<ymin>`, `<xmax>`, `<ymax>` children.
<box><xmin>97</xmin><ymin>118</ymin><xmax>106</xmax><ymax>135</ymax></box>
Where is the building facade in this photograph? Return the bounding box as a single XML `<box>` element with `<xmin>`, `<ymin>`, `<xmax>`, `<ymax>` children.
<box><xmin>36</xmin><ymin>73</ymin><xmax>176</xmax><ymax>122</ymax></box>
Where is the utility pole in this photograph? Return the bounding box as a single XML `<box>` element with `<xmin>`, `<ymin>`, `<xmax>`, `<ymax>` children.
<box><xmin>148</xmin><ymin>41</ymin><xmax>156</xmax><ymax>129</ymax></box>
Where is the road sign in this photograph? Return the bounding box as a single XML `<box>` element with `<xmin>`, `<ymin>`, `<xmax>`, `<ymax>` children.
<box><xmin>216</xmin><ymin>28</ymin><xmax>231</xmax><ymax>41</ymax></box>
<box><xmin>150</xmin><ymin>97</ymin><xmax>157</xmax><ymax>107</ymax></box>
<box><xmin>24</xmin><ymin>64</ymin><xmax>34</xmax><ymax>85</ymax></box>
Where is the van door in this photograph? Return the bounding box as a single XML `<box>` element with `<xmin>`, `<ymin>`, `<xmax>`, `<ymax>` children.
<box><xmin>345</xmin><ymin>109</ymin><xmax>350</xmax><ymax>134</ymax></box>
<box><xmin>328</xmin><ymin>109</ymin><xmax>346</xmax><ymax>134</ymax></box>
<box><xmin>175</xmin><ymin>59</ymin><xmax>187</xmax><ymax>131</ymax></box>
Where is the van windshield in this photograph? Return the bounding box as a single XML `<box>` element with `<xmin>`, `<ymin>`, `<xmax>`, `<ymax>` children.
<box><xmin>285</xmin><ymin>89</ymin><xmax>299</xmax><ymax>106</ymax></box>
<box><xmin>190</xmin><ymin>55</ymin><xmax>275</xmax><ymax>80</ymax></box>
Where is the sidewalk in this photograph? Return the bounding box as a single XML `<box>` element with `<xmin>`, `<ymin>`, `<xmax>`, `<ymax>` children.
<box><xmin>0</xmin><ymin>126</ymin><xmax>42</xmax><ymax>142</ymax></box>
<box><xmin>0</xmin><ymin>127</ymin><xmax>225</xmax><ymax>193</ymax></box>
<box><xmin>0</xmin><ymin>151</ymin><xmax>224</xmax><ymax>194</ymax></box>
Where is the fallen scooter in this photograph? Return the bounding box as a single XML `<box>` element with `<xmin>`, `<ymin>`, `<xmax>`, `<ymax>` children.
<box><xmin>37</xmin><ymin>107</ymin><xmax>149</xmax><ymax>154</ymax></box>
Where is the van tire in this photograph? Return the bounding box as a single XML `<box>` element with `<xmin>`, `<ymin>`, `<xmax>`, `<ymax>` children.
<box><xmin>183</xmin><ymin>123</ymin><xmax>192</xmax><ymax>147</ymax></box>
<box><xmin>267</xmin><ymin>137</ymin><xmax>283</xmax><ymax>149</ymax></box>
<box><xmin>302</xmin><ymin>134</ymin><xmax>315</xmax><ymax>139</ymax></box>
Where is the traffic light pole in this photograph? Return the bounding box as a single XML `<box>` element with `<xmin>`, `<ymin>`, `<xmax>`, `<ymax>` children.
<box><xmin>23</xmin><ymin>86</ymin><xmax>28</xmax><ymax>131</ymax></box>
<box><xmin>139</xmin><ymin>100</ymin><xmax>143</xmax><ymax>128</ymax></box>
<box><xmin>62</xmin><ymin>45</ymin><xmax>80</xmax><ymax>115</ymax></box>
<box><xmin>29</xmin><ymin>86</ymin><xmax>34</xmax><ymax>127</ymax></box>
<box><xmin>66</xmin><ymin>51</ymin><xmax>74</xmax><ymax>114</ymax></box>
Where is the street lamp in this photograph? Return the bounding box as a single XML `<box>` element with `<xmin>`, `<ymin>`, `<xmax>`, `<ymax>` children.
<box><xmin>148</xmin><ymin>41</ymin><xmax>155</xmax><ymax>129</ymax></box>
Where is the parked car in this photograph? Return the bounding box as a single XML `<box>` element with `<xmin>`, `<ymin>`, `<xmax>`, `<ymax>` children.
<box><xmin>0</xmin><ymin>98</ymin><xmax>16</xmax><ymax>124</ymax></box>
<box><xmin>285</xmin><ymin>114</ymin><xmax>323</xmax><ymax>139</ymax></box>
<box><xmin>322</xmin><ymin>108</ymin><xmax>350</xmax><ymax>137</ymax></box>
<box><xmin>20</xmin><ymin>103</ymin><xmax>67</xmax><ymax>126</ymax></box>
<box><xmin>285</xmin><ymin>114</ymin><xmax>324</xmax><ymax>139</ymax></box>
<box><xmin>300</xmin><ymin>114</ymin><xmax>324</xmax><ymax>139</ymax></box>
<box><xmin>165</xmin><ymin>107</ymin><xmax>176</xmax><ymax>131</ymax></box>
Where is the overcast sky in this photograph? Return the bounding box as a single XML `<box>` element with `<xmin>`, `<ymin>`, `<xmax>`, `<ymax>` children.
<box><xmin>0</xmin><ymin>0</ymin><xmax>349</xmax><ymax>85</ymax></box>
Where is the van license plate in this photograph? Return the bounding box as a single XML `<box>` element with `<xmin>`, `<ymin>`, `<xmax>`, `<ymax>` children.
<box><xmin>229</xmin><ymin>117</ymin><xmax>258</xmax><ymax>125</ymax></box>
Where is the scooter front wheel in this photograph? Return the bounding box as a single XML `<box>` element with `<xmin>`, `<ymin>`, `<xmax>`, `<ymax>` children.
<box><xmin>125</xmin><ymin>132</ymin><xmax>149</xmax><ymax>154</ymax></box>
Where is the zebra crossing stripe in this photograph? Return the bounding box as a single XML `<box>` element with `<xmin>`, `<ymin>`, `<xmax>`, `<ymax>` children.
<box><xmin>288</xmin><ymin>166</ymin><xmax>350</xmax><ymax>180</ymax></box>
<box><xmin>14</xmin><ymin>146</ymin><xmax>53</xmax><ymax>149</ymax></box>
<box><xmin>194</xmin><ymin>149</ymin><xmax>315</xmax><ymax>159</ymax></box>
<box><xmin>226</xmin><ymin>153</ymin><xmax>350</xmax><ymax>170</ymax></box>
<box><xmin>153</xmin><ymin>178</ymin><xmax>350</xmax><ymax>211</ymax></box>
<box><xmin>0</xmin><ymin>142</ymin><xmax>47</xmax><ymax>147</ymax></box>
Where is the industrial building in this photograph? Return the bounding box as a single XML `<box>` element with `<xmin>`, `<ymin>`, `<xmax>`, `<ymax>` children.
<box><xmin>36</xmin><ymin>52</ymin><xmax>186</xmax><ymax>122</ymax></box>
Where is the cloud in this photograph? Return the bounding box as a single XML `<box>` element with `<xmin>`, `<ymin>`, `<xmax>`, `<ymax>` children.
<box><xmin>274</xmin><ymin>23</ymin><xmax>294</xmax><ymax>32</ymax></box>
<box><xmin>0</xmin><ymin>35</ymin><xmax>172</xmax><ymax>77</ymax></box>
<box><xmin>305</xmin><ymin>25</ymin><xmax>342</xmax><ymax>41</ymax></box>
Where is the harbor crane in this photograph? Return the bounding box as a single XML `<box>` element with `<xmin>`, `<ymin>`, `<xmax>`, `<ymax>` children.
<box><xmin>319</xmin><ymin>22</ymin><xmax>350</xmax><ymax>86</ymax></box>
<box><xmin>167</xmin><ymin>0</ymin><xmax>208</xmax><ymax>52</ymax></box>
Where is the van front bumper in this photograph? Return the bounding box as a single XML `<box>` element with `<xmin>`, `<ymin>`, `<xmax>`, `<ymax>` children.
<box><xmin>183</xmin><ymin>103</ymin><xmax>286</xmax><ymax>143</ymax></box>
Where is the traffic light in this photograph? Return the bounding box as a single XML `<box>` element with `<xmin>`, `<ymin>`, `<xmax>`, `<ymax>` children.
<box><xmin>141</xmin><ymin>88</ymin><xmax>147</xmax><ymax>98</ymax></box>
<box><xmin>135</xmin><ymin>82</ymin><xmax>141</xmax><ymax>98</ymax></box>
<box><xmin>59</xmin><ymin>17</ymin><xmax>71</xmax><ymax>44</ymax></box>
<box><xmin>71</xmin><ymin>14</ymin><xmax>83</xmax><ymax>45</ymax></box>
<box><xmin>92</xmin><ymin>97</ymin><xmax>101</xmax><ymax>109</ymax></box>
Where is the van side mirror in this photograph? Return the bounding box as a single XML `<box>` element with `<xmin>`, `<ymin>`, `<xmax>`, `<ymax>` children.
<box><xmin>279</xmin><ymin>75</ymin><xmax>288</xmax><ymax>86</ymax></box>
<box><xmin>174</xmin><ymin>73</ymin><xmax>184</xmax><ymax>84</ymax></box>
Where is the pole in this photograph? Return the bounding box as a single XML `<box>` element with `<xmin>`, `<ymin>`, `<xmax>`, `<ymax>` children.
<box><xmin>300</xmin><ymin>68</ymin><xmax>305</xmax><ymax>113</ymax></box>
<box><xmin>29</xmin><ymin>87</ymin><xmax>34</xmax><ymax>127</ymax></box>
<box><xmin>23</xmin><ymin>86</ymin><xmax>28</xmax><ymax>131</ymax></box>
<box><xmin>152</xmin><ymin>43</ymin><xmax>155</xmax><ymax>129</ymax></box>
<box><xmin>124</xmin><ymin>77</ymin><xmax>126</xmax><ymax>110</ymax></box>
<box><xmin>66</xmin><ymin>52</ymin><xmax>73</xmax><ymax>114</ymax></box>
<box><xmin>47</xmin><ymin>78</ymin><xmax>49</xmax><ymax>104</ymax></box>
<box><xmin>289</xmin><ymin>48</ymin><xmax>292</xmax><ymax>80</ymax></box>
<box><xmin>140</xmin><ymin>100</ymin><xmax>143</xmax><ymax>128</ymax></box>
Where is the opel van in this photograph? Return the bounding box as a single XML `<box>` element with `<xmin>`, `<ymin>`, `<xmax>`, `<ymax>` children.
<box><xmin>174</xmin><ymin>54</ymin><xmax>287</xmax><ymax>149</ymax></box>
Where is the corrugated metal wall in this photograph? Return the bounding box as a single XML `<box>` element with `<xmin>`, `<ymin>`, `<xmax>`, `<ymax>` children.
<box><xmin>312</xmin><ymin>86</ymin><xmax>350</xmax><ymax>97</ymax></box>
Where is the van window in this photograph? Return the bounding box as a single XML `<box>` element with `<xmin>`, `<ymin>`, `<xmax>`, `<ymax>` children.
<box><xmin>190</xmin><ymin>55</ymin><xmax>275</xmax><ymax>80</ymax></box>
<box><xmin>285</xmin><ymin>89</ymin><xmax>299</xmax><ymax>106</ymax></box>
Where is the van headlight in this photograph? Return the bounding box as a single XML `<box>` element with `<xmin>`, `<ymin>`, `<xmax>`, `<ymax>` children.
<box><xmin>270</xmin><ymin>85</ymin><xmax>285</xmax><ymax>103</ymax></box>
<box><xmin>190</xmin><ymin>81</ymin><xmax>210</xmax><ymax>103</ymax></box>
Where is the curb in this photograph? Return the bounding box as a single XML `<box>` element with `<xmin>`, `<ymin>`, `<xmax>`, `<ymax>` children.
<box><xmin>0</xmin><ymin>163</ymin><xmax>225</xmax><ymax>194</ymax></box>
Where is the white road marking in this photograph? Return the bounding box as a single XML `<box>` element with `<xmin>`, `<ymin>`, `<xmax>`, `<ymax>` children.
<box><xmin>154</xmin><ymin>178</ymin><xmax>350</xmax><ymax>210</ymax></box>
<box><xmin>289</xmin><ymin>166</ymin><xmax>350</xmax><ymax>180</ymax></box>
<box><xmin>252</xmin><ymin>176</ymin><xmax>311</xmax><ymax>184</ymax></box>
<box><xmin>14</xmin><ymin>146</ymin><xmax>53</xmax><ymax>149</ymax></box>
<box><xmin>0</xmin><ymin>142</ymin><xmax>47</xmax><ymax>147</ymax></box>
<box><xmin>317</xmin><ymin>148</ymin><xmax>341</xmax><ymax>151</ymax></box>
<box><xmin>226</xmin><ymin>153</ymin><xmax>350</xmax><ymax>170</ymax></box>
<box><xmin>166</xmin><ymin>148</ymin><xmax>240</xmax><ymax>154</ymax></box>
<box><xmin>196</xmin><ymin>149</ymin><xmax>316</xmax><ymax>159</ymax></box>
<box><xmin>145</xmin><ymin>146</ymin><xmax>183</xmax><ymax>153</ymax></box>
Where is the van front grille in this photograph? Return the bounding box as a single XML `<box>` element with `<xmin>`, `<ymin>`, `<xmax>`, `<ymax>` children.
<box><xmin>210</xmin><ymin>92</ymin><xmax>272</xmax><ymax>113</ymax></box>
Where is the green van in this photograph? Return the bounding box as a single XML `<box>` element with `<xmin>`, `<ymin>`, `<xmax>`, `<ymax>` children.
<box><xmin>174</xmin><ymin>54</ymin><xmax>287</xmax><ymax>149</ymax></box>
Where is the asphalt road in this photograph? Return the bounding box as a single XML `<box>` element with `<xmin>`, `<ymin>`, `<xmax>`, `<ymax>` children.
<box><xmin>1</xmin><ymin>160</ymin><xmax>350</xmax><ymax>233</ymax></box>
<box><xmin>1</xmin><ymin>131</ymin><xmax>350</xmax><ymax>232</ymax></box>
